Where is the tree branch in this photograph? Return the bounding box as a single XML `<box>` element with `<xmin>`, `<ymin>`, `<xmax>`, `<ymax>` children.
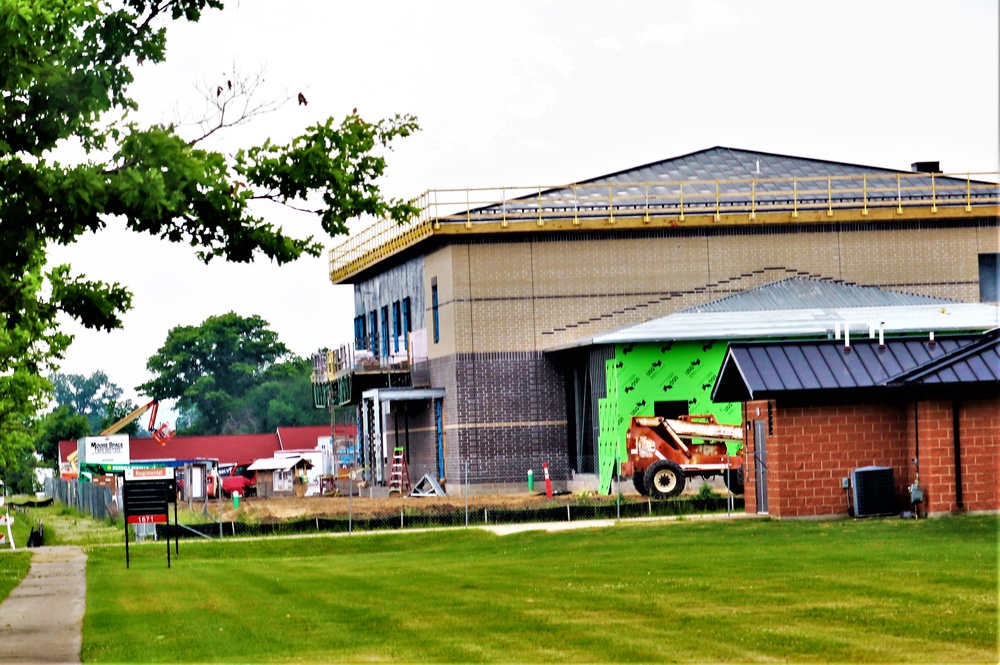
<box><xmin>184</xmin><ymin>65</ymin><xmax>289</xmax><ymax>147</ymax></box>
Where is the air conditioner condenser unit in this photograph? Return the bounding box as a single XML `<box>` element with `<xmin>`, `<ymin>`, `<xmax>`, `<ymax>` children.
<box><xmin>852</xmin><ymin>466</ymin><xmax>896</xmax><ymax>517</ymax></box>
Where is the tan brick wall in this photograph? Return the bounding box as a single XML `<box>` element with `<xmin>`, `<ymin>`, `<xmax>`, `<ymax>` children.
<box><xmin>709</xmin><ymin>229</ymin><xmax>842</xmax><ymax>281</ymax></box>
<box><xmin>423</xmin><ymin>246</ymin><xmax>458</xmax><ymax>359</ymax></box>
<box><xmin>977</xmin><ymin>221</ymin><xmax>1000</xmax><ymax>254</ymax></box>
<box><xmin>427</xmin><ymin>220</ymin><xmax>991</xmax><ymax>354</ymax></box>
<box><xmin>841</xmin><ymin>226</ymin><xmax>982</xmax><ymax>300</ymax></box>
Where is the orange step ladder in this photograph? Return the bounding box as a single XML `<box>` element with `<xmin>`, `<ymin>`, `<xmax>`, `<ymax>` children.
<box><xmin>388</xmin><ymin>446</ymin><xmax>410</xmax><ymax>495</ymax></box>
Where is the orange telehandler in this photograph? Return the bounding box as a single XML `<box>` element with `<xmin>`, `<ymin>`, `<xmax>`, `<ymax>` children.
<box><xmin>623</xmin><ymin>414</ymin><xmax>745</xmax><ymax>498</ymax></box>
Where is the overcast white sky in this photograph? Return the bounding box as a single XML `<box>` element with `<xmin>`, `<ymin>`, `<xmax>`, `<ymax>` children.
<box><xmin>48</xmin><ymin>0</ymin><xmax>999</xmax><ymax>416</ymax></box>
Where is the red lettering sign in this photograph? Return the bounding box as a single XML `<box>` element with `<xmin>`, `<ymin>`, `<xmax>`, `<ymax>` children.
<box><xmin>127</xmin><ymin>467</ymin><xmax>172</xmax><ymax>479</ymax></box>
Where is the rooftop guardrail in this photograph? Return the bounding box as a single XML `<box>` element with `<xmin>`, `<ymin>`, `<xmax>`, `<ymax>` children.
<box><xmin>330</xmin><ymin>171</ymin><xmax>1000</xmax><ymax>282</ymax></box>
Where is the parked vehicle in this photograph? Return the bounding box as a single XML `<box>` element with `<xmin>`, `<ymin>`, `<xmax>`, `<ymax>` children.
<box><xmin>176</xmin><ymin>468</ymin><xmax>219</xmax><ymax>498</ymax></box>
<box><xmin>623</xmin><ymin>414</ymin><xmax>745</xmax><ymax>498</ymax></box>
<box><xmin>221</xmin><ymin>462</ymin><xmax>258</xmax><ymax>498</ymax></box>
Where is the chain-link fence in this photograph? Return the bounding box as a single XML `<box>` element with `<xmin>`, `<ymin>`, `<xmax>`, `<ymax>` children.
<box><xmin>45</xmin><ymin>456</ymin><xmax>746</xmax><ymax>541</ymax></box>
<box><xmin>45</xmin><ymin>477</ymin><xmax>117</xmax><ymax>521</ymax></box>
<box><xmin>155</xmin><ymin>493</ymin><xmax>744</xmax><ymax>540</ymax></box>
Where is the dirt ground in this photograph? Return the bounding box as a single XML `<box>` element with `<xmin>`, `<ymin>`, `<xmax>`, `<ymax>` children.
<box><xmin>227</xmin><ymin>491</ymin><xmax>617</xmax><ymax>522</ymax></box>
<box><xmin>207</xmin><ymin>475</ymin><xmax>731</xmax><ymax>522</ymax></box>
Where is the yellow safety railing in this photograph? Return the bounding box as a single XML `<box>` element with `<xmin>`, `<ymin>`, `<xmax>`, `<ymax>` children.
<box><xmin>329</xmin><ymin>171</ymin><xmax>999</xmax><ymax>282</ymax></box>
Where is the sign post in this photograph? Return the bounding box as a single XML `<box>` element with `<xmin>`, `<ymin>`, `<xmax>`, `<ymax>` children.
<box><xmin>122</xmin><ymin>467</ymin><xmax>176</xmax><ymax>569</ymax></box>
<box><xmin>0</xmin><ymin>484</ymin><xmax>12</xmax><ymax>550</ymax></box>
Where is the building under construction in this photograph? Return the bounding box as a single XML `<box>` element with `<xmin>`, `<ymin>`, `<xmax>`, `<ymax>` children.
<box><xmin>312</xmin><ymin>146</ymin><xmax>999</xmax><ymax>503</ymax></box>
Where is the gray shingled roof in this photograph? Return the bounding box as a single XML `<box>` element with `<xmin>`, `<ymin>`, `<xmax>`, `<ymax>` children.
<box><xmin>464</xmin><ymin>146</ymin><xmax>997</xmax><ymax>222</ymax></box>
<box><xmin>680</xmin><ymin>278</ymin><xmax>956</xmax><ymax>313</ymax></box>
<box><xmin>712</xmin><ymin>330</ymin><xmax>999</xmax><ymax>403</ymax></box>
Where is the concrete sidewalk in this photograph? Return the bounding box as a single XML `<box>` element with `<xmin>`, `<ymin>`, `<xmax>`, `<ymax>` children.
<box><xmin>0</xmin><ymin>546</ymin><xmax>86</xmax><ymax>664</ymax></box>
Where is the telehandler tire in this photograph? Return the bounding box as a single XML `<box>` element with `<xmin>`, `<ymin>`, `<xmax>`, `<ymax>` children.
<box><xmin>632</xmin><ymin>472</ymin><xmax>648</xmax><ymax>495</ymax></box>
<box><xmin>645</xmin><ymin>460</ymin><xmax>685</xmax><ymax>498</ymax></box>
<box><xmin>722</xmin><ymin>467</ymin><xmax>745</xmax><ymax>495</ymax></box>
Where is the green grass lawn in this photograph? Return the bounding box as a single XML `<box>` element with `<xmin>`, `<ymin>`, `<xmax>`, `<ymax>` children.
<box><xmin>82</xmin><ymin>515</ymin><xmax>998</xmax><ymax>663</ymax></box>
<box><xmin>0</xmin><ymin>551</ymin><xmax>31</xmax><ymax>603</ymax></box>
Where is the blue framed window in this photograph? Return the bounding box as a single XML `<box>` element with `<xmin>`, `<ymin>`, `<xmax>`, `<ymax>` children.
<box><xmin>392</xmin><ymin>301</ymin><xmax>401</xmax><ymax>353</ymax></box>
<box><xmin>369</xmin><ymin>311</ymin><xmax>377</xmax><ymax>355</ymax></box>
<box><xmin>380</xmin><ymin>305</ymin><xmax>389</xmax><ymax>357</ymax></box>
<box><xmin>402</xmin><ymin>297</ymin><xmax>412</xmax><ymax>350</ymax></box>
<box><xmin>354</xmin><ymin>316</ymin><xmax>366</xmax><ymax>350</ymax></box>
<box><xmin>431</xmin><ymin>281</ymin><xmax>439</xmax><ymax>344</ymax></box>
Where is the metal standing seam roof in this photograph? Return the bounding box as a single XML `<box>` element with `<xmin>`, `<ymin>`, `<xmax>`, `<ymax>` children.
<box><xmin>712</xmin><ymin>332</ymin><xmax>998</xmax><ymax>403</ymax></box>
<box><xmin>548</xmin><ymin>279</ymin><xmax>1000</xmax><ymax>352</ymax></box>
<box><xmin>678</xmin><ymin>277</ymin><xmax>957</xmax><ymax>313</ymax></box>
<box><xmin>890</xmin><ymin>330</ymin><xmax>1000</xmax><ymax>385</ymax></box>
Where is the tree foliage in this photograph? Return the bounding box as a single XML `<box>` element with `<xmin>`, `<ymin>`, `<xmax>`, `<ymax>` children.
<box><xmin>228</xmin><ymin>357</ymin><xmax>327</xmax><ymax>434</ymax></box>
<box><xmin>49</xmin><ymin>371</ymin><xmax>123</xmax><ymax>432</ymax></box>
<box><xmin>29</xmin><ymin>371</ymin><xmax>136</xmax><ymax>463</ymax></box>
<box><xmin>31</xmin><ymin>405</ymin><xmax>90</xmax><ymax>464</ymax></box>
<box><xmin>138</xmin><ymin>312</ymin><xmax>316</xmax><ymax>434</ymax></box>
<box><xmin>0</xmin><ymin>0</ymin><xmax>418</xmax><ymax>461</ymax></box>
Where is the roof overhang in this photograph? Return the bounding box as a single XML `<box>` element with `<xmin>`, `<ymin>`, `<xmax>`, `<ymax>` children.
<box><xmin>546</xmin><ymin>303</ymin><xmax>1000</xmax><ymax>353</ymax></box>
<box><xmin>712</xmin><ymin>330</ymin><xmax>999</xmax><ymax>405</ymax></box>
<box><xmin>248</xmin><ymin>457</ymin><xmax>314</xmax><ymax>472</ymax></box>
<box><xmin>361</xmin><ymin>387</ymin><xmax>446</xmax><ymax>402</ymax></box>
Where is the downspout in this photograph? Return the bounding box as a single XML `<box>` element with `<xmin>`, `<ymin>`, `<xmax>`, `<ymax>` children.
<box><xmin>953</xmin><ymin>402</ymin><xmax>963</xmax><ymax>509</ymax></box>
<box><xmin>910</xmin><ymin>401</ymin><xmax>924</xmax><ymax>515</ymax></box>
<box><xmin>435</xmin><ymin>399</ymin><xmax>444</xmax><ymax>481</ymax></box>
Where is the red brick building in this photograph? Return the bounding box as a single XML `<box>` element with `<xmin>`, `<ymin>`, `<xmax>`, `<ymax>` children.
<box><xmin>715</xmin><ymin>331</ymin><xmax>1000</xmax><ymax>518</ymax></box>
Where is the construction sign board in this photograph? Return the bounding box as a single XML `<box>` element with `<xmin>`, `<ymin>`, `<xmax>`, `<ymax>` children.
<box><xmin>122</xmin><ymin>467</ymin><xmax>176</xmax><ymax>568</ymax></box>
<box><xmin>78</xmin><ymin>435</ymin><xmax>130</xmax><ymax>466</ymax></box>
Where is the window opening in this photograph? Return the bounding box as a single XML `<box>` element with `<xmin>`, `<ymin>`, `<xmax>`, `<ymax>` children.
<box><xmin>392</xmin><ymin>301</ymin><xmax>402</xmax><ymax>353</ymax></box>
<box><xmin>380</xmin><ymin>305</ymin><xmax>390</xmax><ymax>358</ymax></box>
<box><xmin>431</xmin><ymin>281</ymin><xmax>440</xmax><ymax>344</ymax></box>
<box><xmin>354</xmin><ymin>316</ymin><xmax>366</xmax><ymax>351</ymax></box>
<box><xmin>402</xmin><ymin>297</ymin><xmax>412</xmax><ymax>350</ymax></box>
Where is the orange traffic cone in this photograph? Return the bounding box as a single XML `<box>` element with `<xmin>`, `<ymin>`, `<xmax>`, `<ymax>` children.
<box><xmin>543</xmin><ymin>461</ymin><xmax>553</xmax><ymax>497</ymax></box>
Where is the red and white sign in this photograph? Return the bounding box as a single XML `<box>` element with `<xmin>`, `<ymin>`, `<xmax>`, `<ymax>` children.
<box><xmin>126</xmin><ymin>514</ymin><xmax>167</xmax><ymax>524</ymax></box>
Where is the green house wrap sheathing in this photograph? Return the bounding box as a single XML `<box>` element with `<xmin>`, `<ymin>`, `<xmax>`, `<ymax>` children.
<box><xmin>597</xmin><ymin>398</ymin><xmax>619</xmax><ymax>495</ymax></box>
<box><xmin>597</xmin><ymin>340</ymin><xmax>742</xmax><ymax>494</ymax></box>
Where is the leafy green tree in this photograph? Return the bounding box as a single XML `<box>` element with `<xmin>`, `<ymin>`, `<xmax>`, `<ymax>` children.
<box><xmin>30</xmin><ymin>405</ymin><xmax>90</xmax><ymax>464</ymax></box>
<box><xmin>138</xmin><ymin>312</ymin><xmax>292</xmax><ymax>434</ymax></box>
<box><xmin>229</xmin><ymin>357</ymin><xmax>328</xmax><ymax>434</ymax></box>
<box><xmin>49</xmin><ymin>371</ymin><xmax>124</xmax><ymax>432</ymax></box>
<box><xmin>0</xmin><ymin>446</ymin><xmax>45</xmax><ymax>494</ymax></box>
<box><xmin>0</xmin><ymin>0</ymin><xmax>418</xmax><ymax>462</ymax></box>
